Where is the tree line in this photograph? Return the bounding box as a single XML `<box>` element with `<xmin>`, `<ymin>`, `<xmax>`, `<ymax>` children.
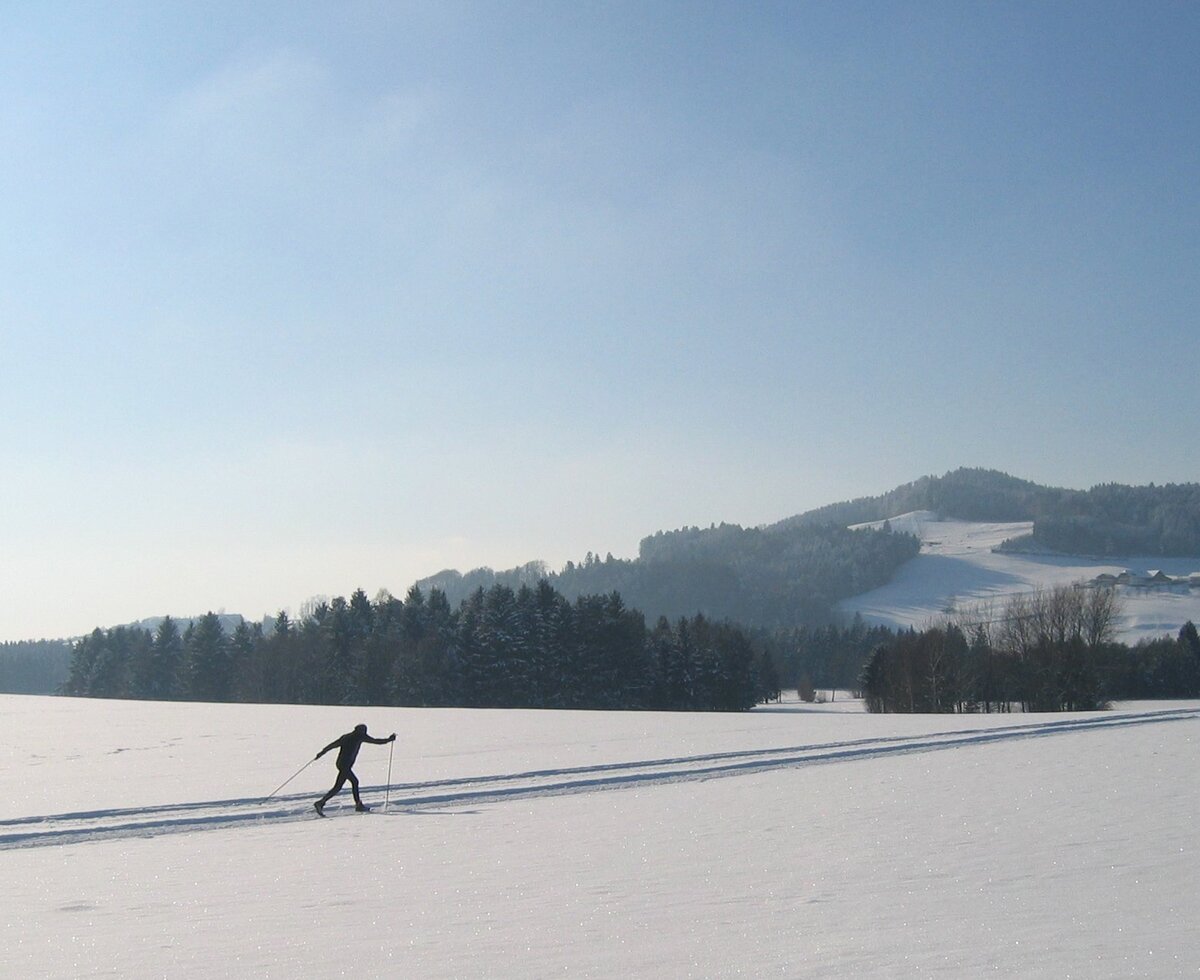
<box><xmin>0</xmin><ymin>640</ymin><xmax>73</xmax><ymax>695</ymax></box>
<box><xmin>770</xmin><ymin>467</ymin><xmax>1200</xmax><ymax>558</ymax></box>
<box><xmin>420</xmin><ymin>522</ymin><xmax>920</xmax><ymax>632</ymax></box>
<box><xmin>860</xmin><ymin>585</ymin><xmax>1200</xmax><ymax>712</ymax></box>
<box><xmin>1013</xmin><ymin>481</ymin><xmax>1200</xmax><ymax>557</ymax></box>
<box><xmin>62</xmin><ymin>581</ymin><xmax>780</xmax><ymax>712</ymax></box>
<box><xmin>775</xmin><ymin>467</ymin><xmax>1058</xmax><ymax>528</ymax></box>
<box><xmin>759</xmin><ymin>615</ymin><xmax>897</xmax><ymax>696</ymax></box>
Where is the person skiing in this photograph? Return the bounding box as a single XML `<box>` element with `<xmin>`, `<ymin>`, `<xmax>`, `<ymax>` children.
<box><xmin>313</xmin><ymin>723</ymin><xmax>395</xmax><ymax>816</ymax></box>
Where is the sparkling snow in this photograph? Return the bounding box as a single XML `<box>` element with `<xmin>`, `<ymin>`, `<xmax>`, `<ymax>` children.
<box><xmin>2</xmin><ymin>693</ymin><xmax>1197</xmax><ymax>978</ymax></box>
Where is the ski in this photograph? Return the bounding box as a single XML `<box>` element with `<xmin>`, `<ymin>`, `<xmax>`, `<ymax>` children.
<box><xmin>312</xmin><ymin>804</ymin><xmax>372</xmax><ymax>817</ymax></box>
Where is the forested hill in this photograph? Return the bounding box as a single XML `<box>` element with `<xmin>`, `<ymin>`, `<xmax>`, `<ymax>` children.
<box><xmin>770</xmin><ymin>468</ymin><xmax>1067</xmax><ymax>528</ymax></box>
<box><xmin>420</xmin><ymin>521</ymin><xmax>920</xmax><ymax>631</ymax></box>
<box><xmin>418</xmin><ymin>469</ymin><xmax>1200</xmax><ymax>629</ymax></box>
<box><xmin>772</xmin><ymin>468</ymin><xmax>1200</xmax><ymax>557</ymax></box>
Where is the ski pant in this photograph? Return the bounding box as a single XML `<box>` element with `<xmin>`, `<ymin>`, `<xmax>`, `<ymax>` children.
<box><xmin>318</xmin><ymin>767</ymin><xmax>362</xmax><ymax>808</ymax></box>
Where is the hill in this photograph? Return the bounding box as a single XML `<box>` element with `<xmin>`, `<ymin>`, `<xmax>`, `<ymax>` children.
<box><xmin>775</xmin><ymin>467</ymin><xmax>1200</xmax><ymax>557</ymax></box>
<box><xmin>418</xmin><ymin>520</ymin><xmax>921</xmax><ymax>630</ymax></box>
<box><xmin>771</xmin><ymin>467</ymin><xmax>1065</xmax><ymax>527</ymax></box>
<box><xmin>419</xmin><ymin>468</ymin><xmax>1200</xmax><ymax>633</ymax></box>
<box><xmin>839</xmin><ymin>512</ymin><xmax>1200</xmax><ymax>644</ymax></box>
<box><xmin>17</xmin><ymin>468</ymin><xmax>1194</xmax><ymax>681</ymax></box>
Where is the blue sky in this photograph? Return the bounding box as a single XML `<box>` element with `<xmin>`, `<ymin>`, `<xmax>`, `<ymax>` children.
<box><xmin>2</xmin><ymin>2</ymin><xmax>1197</xmax><ymax>640</ymax></box>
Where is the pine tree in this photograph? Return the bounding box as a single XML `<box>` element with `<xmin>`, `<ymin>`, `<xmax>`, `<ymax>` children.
<box><xmin>64</xmin><ymin>629</ymin><xmax>103</xmax><ymax>696</ymax></box>
<box><xmin>456</xmin><ymin>588</ymin><xmax>489</xmax><ymax>707</ymax></box>
<box><xmin>481</xmin><ymin>584</ymin><xmax>522</xmax><ymax>706</ymax></box>
<box><xmin>146</xmin><ymin>617</ymin><xmax>183</xmax><ymax>700</ymax></box>
<box><xmin>185</xmin><ymin>613</ymin><xmax>231</xmax><ymax>702</ymax></box>
<box><xmin>229</xmin><ymin>619</ymin><xmax>264</xmax><ymax>702</ymax></box>
<box><xmin>523</xmin><ymin>580</ymin><xmax>565</xmax><ymax>707</ymax></box>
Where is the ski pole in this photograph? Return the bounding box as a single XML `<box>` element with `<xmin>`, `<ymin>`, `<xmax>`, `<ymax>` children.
<box><xmin>384</xmin><ymin>740</ymin><xmax>394</xmax><ymax>813</ymax></box>
<box><xmin>260</xmin><ymin>757</ymin><xmax>316</xmax><ymax>805</ymax></box>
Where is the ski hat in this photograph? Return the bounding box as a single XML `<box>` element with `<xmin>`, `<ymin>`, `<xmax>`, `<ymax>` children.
<box><xmin>354</xmin><ymin>723</ymin><xmax>368</xmax><ymax>733</ymax></box>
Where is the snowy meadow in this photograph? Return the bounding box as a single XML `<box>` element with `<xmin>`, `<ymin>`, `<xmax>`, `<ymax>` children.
<box><xmin>840</xmin><ymin>514</ymin><xmax>1200</xmax><ymax>645</ymax></box>
<box><xmin>2</xmin><ymin>693</ymin><xmax>1197</xmax><ymax>978</ymax></box>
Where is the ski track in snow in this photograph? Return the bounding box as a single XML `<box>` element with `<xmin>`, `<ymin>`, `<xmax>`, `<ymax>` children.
<box><xmin>4</xmin><ymin>708</ymin><xmax>1195</xmax><ymax>851</ymax></box>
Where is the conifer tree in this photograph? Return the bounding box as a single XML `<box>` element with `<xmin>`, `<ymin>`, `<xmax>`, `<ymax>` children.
<box><xmin>185</xmin><ymin>613</ymin><xmax>231</xmax><ymax>702</ymax></box>
<box><xmin>228</xmin><ymin>619</ymin><xmax>264</xmax><ymax>702</ymax></box>
<box><xmin>146</xmin><ymin>617</ymin><xmax>183</xmax><ymax>700</ymax></box>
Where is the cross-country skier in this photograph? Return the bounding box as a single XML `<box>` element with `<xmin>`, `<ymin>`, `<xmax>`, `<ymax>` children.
<box><xmin>313</xmin><ymin>723</ymin><xmax>395</xmax><ymax>816</ymax></box>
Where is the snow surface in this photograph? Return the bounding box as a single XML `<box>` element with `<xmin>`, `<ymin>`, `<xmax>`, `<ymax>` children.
<box><xmin>3</xmin><ymin>693</ymin><xmax>1198</xmax><ymax>978</ymax></box>
<box><xmin>839</xmin><ymin>513</ymin><xmax>1200</xmax><ymax>644</ymax></box>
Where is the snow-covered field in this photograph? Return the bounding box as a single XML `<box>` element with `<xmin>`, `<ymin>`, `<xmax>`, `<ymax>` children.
<box><xmin>3</xmin><ymin>693</ymin><xmax>1197</xmax><ymax>978</ymax></box>
<box><xmin>840</xmin><ymin>513</ymin><xmax>1200</xmax><ymax>644</ymax></box>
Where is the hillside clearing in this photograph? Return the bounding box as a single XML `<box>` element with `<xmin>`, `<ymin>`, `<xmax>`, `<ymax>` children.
<box><xmin>841</xmin><ymin>514</ymin><xmax>1200</xmax><ymax>644</ymax></box>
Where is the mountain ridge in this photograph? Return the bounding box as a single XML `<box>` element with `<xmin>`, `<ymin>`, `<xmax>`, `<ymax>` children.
<box><xmin>418</xmin><ymin>468</ymin><xmax>1200</xmax><ymax>630</ymax></box>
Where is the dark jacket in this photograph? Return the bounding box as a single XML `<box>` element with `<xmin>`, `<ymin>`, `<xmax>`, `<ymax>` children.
<box><xmin>317</xmin><ymin>728</ymin><xmax>392</xmax><ymax>771</ymax></box>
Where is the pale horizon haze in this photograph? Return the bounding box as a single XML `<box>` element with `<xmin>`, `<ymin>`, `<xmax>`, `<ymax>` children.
<box><xmin>3</xmin><ymin>2</ymin><xmax>1198</xmax><ymax>641</ymax></box>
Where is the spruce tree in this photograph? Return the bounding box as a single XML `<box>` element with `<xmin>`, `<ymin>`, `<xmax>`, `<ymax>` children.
<box><xmin>185</xmin><ymin>613</ymin><xmax>230</xmax><ymax>702</ymax></box>
<box><xmin>147</xmin><ymin>617</ymin><xmax>183</xmax><ymax>700</ymax></box>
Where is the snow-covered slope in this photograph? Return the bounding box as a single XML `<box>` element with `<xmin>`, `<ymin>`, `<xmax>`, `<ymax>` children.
<box><xmin>839</xmin><ymin>512</ymin><xmax>1200</xmax><ymax>643</ymax></box>
<box><xmin>2</xmin><ymin>694</ymin><xmax>1197</xmax><ymax>978</ymax></box>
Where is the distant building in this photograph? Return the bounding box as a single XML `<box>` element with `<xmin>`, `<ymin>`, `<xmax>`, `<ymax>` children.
<box><xmin>1102</xmin><ymin>569</ymin><xmax>1200</xmax><ymax>591</ymax></box>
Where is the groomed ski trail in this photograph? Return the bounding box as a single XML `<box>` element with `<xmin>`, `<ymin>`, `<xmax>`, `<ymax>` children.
<box><xmin>2</xmin><ymin>707</ymin><xmax>1194</xmax><ymax>851</ymax></box>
